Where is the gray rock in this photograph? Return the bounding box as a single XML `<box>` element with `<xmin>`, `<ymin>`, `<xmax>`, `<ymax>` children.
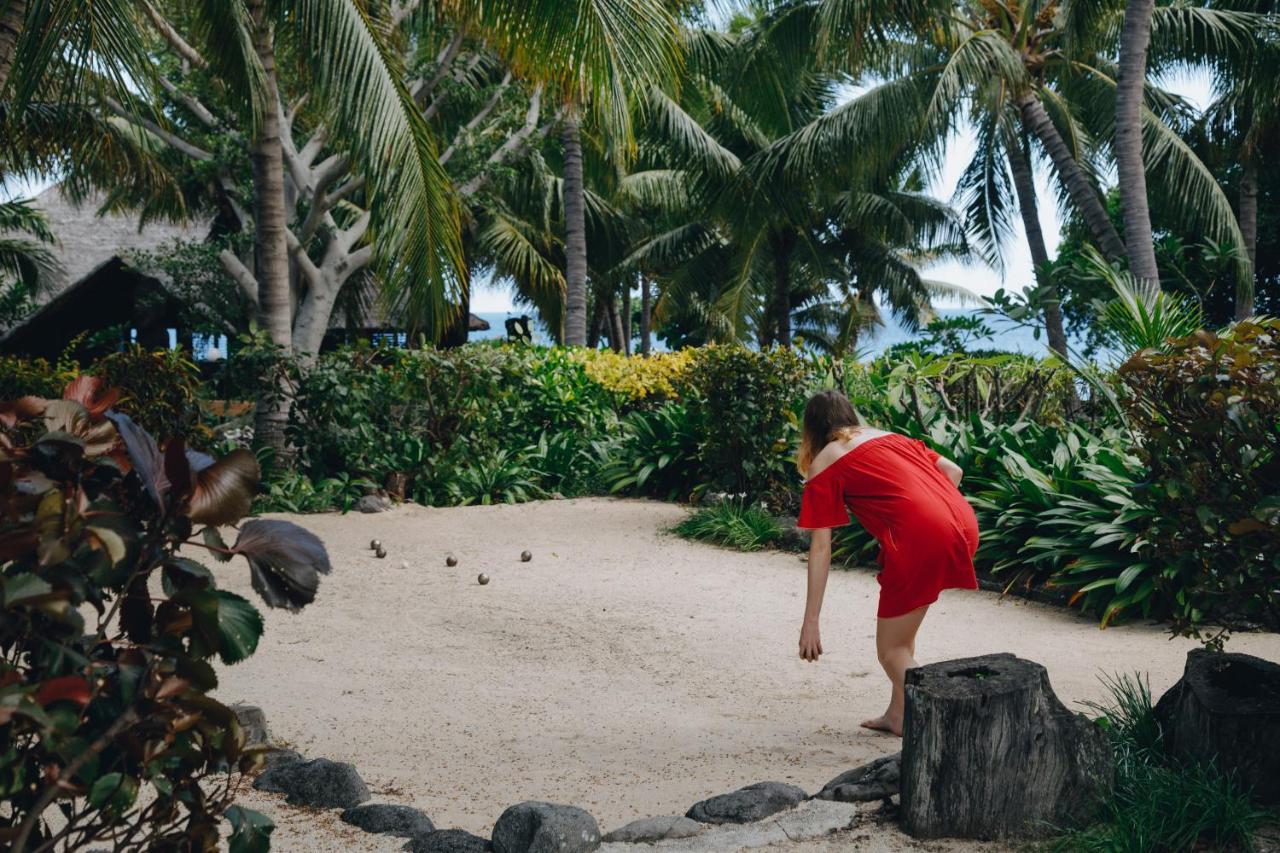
<box><xmin>231</xmin><ymin>703</ymin><xmax>271</xmax><ymax>747</ymax></box>
<box><xmin>342</xmin><ymin>803</ymin><xmax>435</xmax><ymax>838</ymax></box>
<box><xmin>405</xmin><ymin>829</ymin><xmax>491</xmax><ymax>853</ymax></box>
<box><xmin>602</xmin><ymin>815</ymin><xmax>703</xmax><ymax>843</ymax></box>
<box><xmin>358</xmin><ymin>494</ymin><xmax>394</xmax><ymax>513</ymax></box>
<box><xmin>252</xmin><ymin>757</ymin><xmax>370</xmax><ymax>809</ymax></box>
<box><xmin>685</xmin><ymin>782</ymin><xmax>807</xmax><ymax>825</ymax></box>
<box><xmin>492</xmin><ymin>802</ymin><xmax>601</xmax><ymax>853</ymax></box>
<box><xmin>263</xmin><ymin>748</ymin><xmax>303</xmax><ymax>768</ymax></box>
<box><xmin>814</xmin><ymin>753</ymin><xmax>901</xmax><ymax>803</ymax></box>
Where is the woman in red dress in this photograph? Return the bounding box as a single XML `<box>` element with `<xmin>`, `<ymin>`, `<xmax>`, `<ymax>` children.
<box><xmin>795</xmin><ymin>390</ymin><xmax>979</xmax><ymax>736</ymax></box>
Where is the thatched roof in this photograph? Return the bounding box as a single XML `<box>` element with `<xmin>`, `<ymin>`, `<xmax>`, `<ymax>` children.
<box><xmin>23</xmin><ymin>185</ymin><xmax>208</xmax><ymax>308</ymax></box>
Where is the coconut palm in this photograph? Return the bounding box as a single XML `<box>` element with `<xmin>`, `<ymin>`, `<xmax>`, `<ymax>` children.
<box><xmin>756</xmin><ymin>0</ymin><xmax>1264</xmax><ymax>348</ymax></box>
<box><xmin>0</xmin><ymin>197</ymin><xmax>55</xmax><ymax>292</ymax></box>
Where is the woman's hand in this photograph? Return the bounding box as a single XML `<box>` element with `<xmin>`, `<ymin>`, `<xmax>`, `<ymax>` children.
<box><xmin>799</xmin><ymin>619</ymin><xmax>823</xmax><ymax>662</ymax></box>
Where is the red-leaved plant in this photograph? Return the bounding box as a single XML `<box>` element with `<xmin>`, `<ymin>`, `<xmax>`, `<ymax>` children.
<box><xmin>1</xmin><ymin>377</ymin><xmax>331</xmax><ymax>851</ymax></box>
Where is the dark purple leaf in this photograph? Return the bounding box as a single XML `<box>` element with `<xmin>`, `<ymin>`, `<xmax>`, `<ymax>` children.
<box><xmin>165</xmin><ymin>438</ymin><xmax>193</xmax><ymax>502</ymax></box>
<box><xmin>105</xmin><ymin>411</ymin><xmax>170</xmax><ymax>510</ymax></box>
<box><xmin>188</xmin><ymin>450</ymin><xmax>260</xmax><ymax>527</ymax></box>
<box><xmin>232</xmin><ymin>520</ymin><xmax>331</xmax><ymax>611</ymax></box>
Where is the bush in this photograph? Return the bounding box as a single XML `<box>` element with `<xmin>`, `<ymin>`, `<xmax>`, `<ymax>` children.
<box><xmin>569</xmin><ymin>348</ymin><xmax>694</xmax><ymax>405</ymax></box>
<box><xmin>685</xmin><ymin>346</ymin><xmax>810</xmax><ymax>509</ymax></box>
<box><xmin>601</xmin><ymin>402</ymin><xmax>701</xmax><ymax>501</ymax></box>
<box><xmin>0</xmin><ymin>354</ymin><xmax>75</xmax><ymax>400</ymax></box>
<box><xmin>1119</xmin><ymin>320</ymin><xmax>1280</xmax><ymax>637</ymax></box>
<box><xmin>1050</xmin><ymin>674</ymin><xmax>1271</xmax><ymax>852</ymax></box>
<box><xmin>672</xmin><ymin>501</ymin><xmax>784</xmax><ymax>551</ymax></box>
<box><xmin>0</xmin><ymin>377</ymin><xmax>331</xmax><ymax>851</ymax></box>
<box><xmin>90</xmin><ymin>345</ymin><xmax>204</xmax><ymax>445</ymax></box>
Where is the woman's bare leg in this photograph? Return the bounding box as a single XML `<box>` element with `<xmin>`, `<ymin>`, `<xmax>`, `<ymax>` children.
<box><xmin>860</xmin><ymin>604</ymin><xmax>930</xmax><ymax>736</ymax></box>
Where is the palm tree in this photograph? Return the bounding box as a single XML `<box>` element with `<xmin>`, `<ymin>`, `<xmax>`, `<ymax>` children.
<box><xmin>1115</xmin><ymin>0</ymin><xmax>1161</xmax><ymax>291</ymax></box>
<box><xmin>0</xmin><ymin>197</ymin><xmax>55</xmax><ymax>295</ymax></box>
<box><xmin>758</xmin><ymin>0</ymin><xmax>1263</xmax><ymax>350</ymax></box>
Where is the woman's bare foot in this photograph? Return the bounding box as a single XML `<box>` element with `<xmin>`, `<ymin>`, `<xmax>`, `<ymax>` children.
<box><xmin>859</xmin><ymin>713</ymin><xmax>903</xmax><ymax>736</ymax></box>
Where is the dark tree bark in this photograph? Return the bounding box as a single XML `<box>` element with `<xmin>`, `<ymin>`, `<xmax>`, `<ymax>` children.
<box><xmin>770</xmin><ymin>232</ymin><xmax>794</xmax><ymax>346</ymax></box>
<box><xmin>640</xmin><ymin>274</ymin><xmax>652</xmax><ymax>355</ymax></box>
<box><xmin>621</xmin><ymin>281</ymin><xmax>632</xmax><ymax>355</ymax></box>
<box><xmin>1017</xmin><ymin>94</ymin><xmax>1128</xmax><ymax>263</ymax></box>
<box><xmin>607</xmin><ymin>293</ymin><xmax>624</xmax><ymax>353</ymax></box>
<box><xmin>1115</xmin><ymin>0</ymin><xmax>1161</xmax><ymax>290</ymax></box>
<box><xmin>561</xmin><ymin>110</ymin><xmax>588</xmax><ymax>346</ymax></box>
<box><xmin>587</xmin><ymin>295</ymin><xmax>605</xmax><ymax>349</ymax></box>
<box><xmin>1007</xmin><ymin>139</ymin><xmax>1069</xmax><ymax>358</ymax></box>
<box><xmin>0</xmin><ymin>0</ymin><xmax>27</xmax><ymax>96</ymax></box>
<box><xmin>901</xmin><ymin>653</ymin><xmax>1112</xmax><ymax>840</ymax></box>
<box><xmin>1155</xmin><ymin>649</ymin><xmax>1280</xmax><ymax>805</ymax></box>
<box><xmin>248</xmin><ymin>2</ymin><xmax>293</xmax><ymax>459</ymax></box>
<box><xmin>1237</xmin><ymin>155</ymin><xmax>1258</xmax><ymax>320</ymax></box>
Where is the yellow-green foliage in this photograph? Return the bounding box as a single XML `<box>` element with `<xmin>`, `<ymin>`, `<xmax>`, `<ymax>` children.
<box><xmin>570</xmin><ymin>348</ymin><xmax>694</xmax><ymax>402</ymax></box>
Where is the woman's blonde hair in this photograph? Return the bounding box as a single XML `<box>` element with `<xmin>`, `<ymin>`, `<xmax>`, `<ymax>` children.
<box><xmin>796</xmin><ymin>390</ymin><xmax>864</xmax><ymax>476</ymax></box>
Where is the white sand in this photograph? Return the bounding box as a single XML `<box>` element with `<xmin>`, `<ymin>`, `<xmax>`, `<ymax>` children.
<box><xmin>214</xmin><ymin>497</ymin><xmax>1280</xmax><ymax>850</ymax></box>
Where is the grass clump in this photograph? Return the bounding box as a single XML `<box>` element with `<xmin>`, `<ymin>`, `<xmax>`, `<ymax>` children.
<box><xmin>1049</xmin><ymin>673</ymin><xmax>1273</xmax><ymax>853</ymax></box>
<box><xmin>673</xmin><ymin>501</ymin><xmax>784</xmax><ymax>552</ymax></box>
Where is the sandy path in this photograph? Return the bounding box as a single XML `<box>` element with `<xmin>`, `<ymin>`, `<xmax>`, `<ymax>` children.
<box><xmin>214</xmin><ymin>497</ymin><xmax>1280</xmax><ymax>848</ymax></box>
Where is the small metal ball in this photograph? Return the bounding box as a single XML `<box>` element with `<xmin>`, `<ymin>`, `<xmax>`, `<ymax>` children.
<box><xmin>477</xmin><ymin>573</ymin><xmax>490</xmax><ymax>585</ymax></box>
<box><xmin>446</xmin><ymin>555</ymin><xmax>458</xmax><ymax>567</ymax></box>
<box><xmin>370</xmin><ymin>539</ymin><xmax>381</xmax><ymax>550</ymax></box>
<box><xmin>520</xmin><ymin>550</ymin><xmax>532</xmax><ymax>563</ymax></box>
<box><xmin>375</xmin><ymin>547</ymin><xmax>387</xmax><ymax>559</ymax></box>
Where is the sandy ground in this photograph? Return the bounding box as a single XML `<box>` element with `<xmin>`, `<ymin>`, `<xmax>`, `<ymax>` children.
<box><xmin>213</xmin><ymin>498</ymin><xmax>1280</xmax><ymax>851</ymax></box>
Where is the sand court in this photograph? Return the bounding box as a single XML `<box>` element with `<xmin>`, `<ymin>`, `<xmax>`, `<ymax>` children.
<box><xmin>214</xmin><ymin>498</ymin><xmax>1280</xmax><ymax>848</ymax></box>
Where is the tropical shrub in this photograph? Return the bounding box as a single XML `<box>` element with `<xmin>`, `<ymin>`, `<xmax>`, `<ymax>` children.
<box><xmin>673</xmin><ymin>501</ymin><xmax>784</xmax><ymax>552</ymax></box>
<box><xmin>685</xmin><ymin>346</ymin><xmax>809</xmax><ymax>508</ymax></box>
<box><xmin>1118</xmin><ymin>320</ymin><xmax>1280</xmax><ymax>637</ymax></box>
<box><xmin>444</xmin><ymin>447</ymin><xmax>544</xmax><ymax>506</ymax></box>
<box><xmin>569</xmin><ymin>348</ymin><xmax>694</xmax><ymax>405</ymax></box>
<box><xmin>0</xmin><ymin>378</ymin><xmax>331</xmax><ymax>851</ymax></box>
<box><xmin>601</xmin><ymin>402</ymin><xmax>701</xmax><ymax>501</ymax></box>
<box><xmin>90</xmin><ymin>346</ymin><xmax>205</xmax><ymax>445</ymax></box>
<box><xmin>0</xmin><ymin>354</ymin><xmax>75</xmax><ymax>401</ymax></box>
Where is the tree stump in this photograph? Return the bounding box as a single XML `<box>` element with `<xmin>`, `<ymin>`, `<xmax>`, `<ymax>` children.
<box><xmin>1155</xmin><ymin>648</ymin><xmax>1280</xmax><ymax>805</ymax></box>
<box><xmin>901</xmin><ymin>653</ymin><xmax>1112</xmax><ymax>840</ymax></box>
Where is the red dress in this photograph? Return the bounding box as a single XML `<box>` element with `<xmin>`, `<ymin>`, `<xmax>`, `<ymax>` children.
<box><xmin>798</xmin><ymin>433</ymin><xmax>979</xmax><ymax>618</ymax></box>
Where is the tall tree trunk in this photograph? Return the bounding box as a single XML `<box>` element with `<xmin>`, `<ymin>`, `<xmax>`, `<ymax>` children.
<box><xmin>587</xmin><ymin>294</ymin><xmax>605</xmax><ymax>349</ymax></box>
<box><xmin>621</xmin><ymin>281</ymin><xmax>632</xmax><ymax>355</ymax></box>
<box><xmin>0</xmin><ymin>0</ymin><xmax>27</xmax><ymax>96</ymax></box>
<box><xmin>1007</xmin><ymin>139</ymin><xmax>1069</xmax><ymax>357</ymax></box>
<box><xmin>1237</xmin><ymin>155</ymin><xmax>1258</xmax><ymax>320</ymax></box>
<box><xmin>607</xmin><ymin>294</ymin><xmax>625</xmax><ymax>353</ymax></box>
<box><xmin>561</xmin><ymin>109</ymin><xmax>589</xmax><ymax>346</ymax></box>
<box><xmin>248</xmin><ymin>3</ymin><xmax>293</xmax><ymax>459</ymax></box>
<box><xmin>771</xmin><ymin>233</ymin><xmax>794</xmax><ymax>346</ymax></box>
<box><xmin>1017</xmin><ymin>94</ymin><xmax>1127</xmax><ymax>263</ymax></box>
<box><xmin>640</xmin><ymin>274</ymin><xmax>652</xmax><ymax>355</ymax></box>
<box><xmin>1115</xmin><ymin>0</ymin><xmax>1160</xmax><ymax>291</ymax></box>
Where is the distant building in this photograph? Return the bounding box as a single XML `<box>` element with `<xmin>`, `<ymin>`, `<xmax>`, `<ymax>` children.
<box><xmin>0</xmin><ymin>186</ymin><xmax>489</xmax><ymax>360</ymax></box>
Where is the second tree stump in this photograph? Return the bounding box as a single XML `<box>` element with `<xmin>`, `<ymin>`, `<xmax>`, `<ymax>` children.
<box><xmin>901</xmin><ymin>653</ymin><xmax>1112</xmax><ymax>840</ymax></box>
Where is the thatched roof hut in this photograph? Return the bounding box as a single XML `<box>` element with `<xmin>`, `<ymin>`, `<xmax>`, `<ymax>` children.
<box><xmin>0</xmin><ymin>186</ymin><xmax>210</xmax><ymax>358</ymax></box>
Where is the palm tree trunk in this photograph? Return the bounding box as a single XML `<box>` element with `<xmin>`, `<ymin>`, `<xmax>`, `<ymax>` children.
<box><xmin>0</xmin><ymin>0</ymin><xmax>26</xmax><ymax>96</ymax></box>
<box><xmin>772</xmin><ymin>233</ymin><xmax>794</xmax><ymax>346</ymax></box>
<box><xmin>621</xmin><ymin>282</ymin><xmax>632</xmax><ymax>355</ymax></box>
<box><xmin>1115</xmin><ymin>0</ymin><xmax>1160</xmax><ymax>291</ymax></box>
<box><xmin>607</xmin><ymin>294</ymin><xmax>625</xmax><ymax>353</ymax></box>
<box><xmin>561</xmin><ymin>109</ymin><xmax>589</xmax><ymax>346</ymax></box>
<box><xmin>1017</xmin><ymin>94</ymin><xmax>1127</xmax><ymax>263</ymax></box>
<box><xmin>248</xmin><ymin>2</ymin><xmax>293</xmax><ymax>459</ymax></box>
<box><xmin>1007</xmin><ymin>139</ymin><xmax>1069</xmax><ymax>357</ymax></box>
<box><xmin>1237</xmin><ymin>155</ymin><xmax>1258</xmax><ymax>320</ymax></box>
<box><xmin>640</xmin><ymin>274</ymin><xmax>652</xmax><ymax>355</ymax></box>
<box><xmin>587</xmin><ymin>295</ymin><xmax>604</xmax><ymax>348</ymax></box>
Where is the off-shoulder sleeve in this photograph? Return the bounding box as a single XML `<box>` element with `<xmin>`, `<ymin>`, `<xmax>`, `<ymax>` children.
<box><xmin>797</xmin><ymin>474</ymin><xmax>851</xmax><ymax>530</ymax></box>
<box><xmin>914</xmin><ymin>438</ymin><xmax>941</xmax><ymax>464</ymax></box>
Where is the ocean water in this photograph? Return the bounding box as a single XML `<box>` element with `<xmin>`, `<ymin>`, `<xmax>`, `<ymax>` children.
<box><xmin>470</xmin><ymin>309</ymin><xmax>1088</xmax><ymax>359</ymax></box>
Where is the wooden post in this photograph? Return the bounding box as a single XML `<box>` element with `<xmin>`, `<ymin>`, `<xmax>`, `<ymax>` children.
<box><xmin>1155</xmin><ymin>649</ymin><xmax>1280</xmax><ymax>805</ymax></box>
<box><xmin>901</xmin><ymin>653</ymin><xmax>1112</xmax><ymax>840</ymax></box>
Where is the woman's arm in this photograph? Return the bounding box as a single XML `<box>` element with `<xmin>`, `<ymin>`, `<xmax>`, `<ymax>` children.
<box><xmin>936</xmin><ymin>456</ymin><xmax>963</xmax><ymax>487</ymax></box>
<box><xmin>800</xmin><ymin>527</ymin><xmax>832</xmax><ymax>662</ymax></box>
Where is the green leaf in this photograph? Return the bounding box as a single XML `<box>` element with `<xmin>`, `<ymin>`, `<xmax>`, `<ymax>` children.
<box><xmin>227</xmin><ymin>805</ymin><xmax>275</xmax><ymax>853</ymax></box>
<box><xmin>2</xmin><ymin>574</ymin><xmax>51</xmax><ymax>606</ymax></box>
<box><xmin>215</xmin><ymin>591</ymin><xmax>263</xmax><ymax>665</ymax></box>
<box><xmin>88</xmin><ymin>772</ymin><xmax>138</xmax><ymax>813</ymax></box>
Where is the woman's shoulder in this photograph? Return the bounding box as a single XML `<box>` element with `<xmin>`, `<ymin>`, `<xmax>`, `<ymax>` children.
<box><xmin>808</xmin><ymin>429</ymin><xmax>889</xmax><ymax>479</ymax></box>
